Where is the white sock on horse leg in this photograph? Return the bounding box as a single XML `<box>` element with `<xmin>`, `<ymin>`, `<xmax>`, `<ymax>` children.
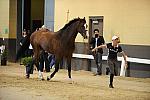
<box><xmin>38</xmin><ymin>70</ymin><xmax>44</xmax><ymax>79</ymax></box>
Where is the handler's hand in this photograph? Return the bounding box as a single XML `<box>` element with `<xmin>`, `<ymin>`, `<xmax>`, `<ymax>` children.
<box><xmin>92</xmin><ymin>48</ymin><xmax>96</xmax><ymax>52</ymax></box>
<box><xmin>125</xmin><ymin>62</ymin><xmax>128</xmax><ymax>69</ymax></box>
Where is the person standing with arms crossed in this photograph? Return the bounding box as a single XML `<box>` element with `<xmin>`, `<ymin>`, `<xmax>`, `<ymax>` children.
<box><xmin>92</xmin><ymin>35</ymin><xmax>127</xmax><ymax>88</ymax></box>
<box><xmin>90</xmin><ymin>29</ymin><xmax>105</xmax><ymax>76</ymax></box>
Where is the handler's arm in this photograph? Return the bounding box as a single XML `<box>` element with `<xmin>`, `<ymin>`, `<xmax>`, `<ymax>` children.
<box><xmin>92</xmin><ymin>44</ymin><xmax>107</xmax><ymax>52</ymax></box>
<box><xmin>121</xmin><ymin>51</ymin><xmax>128</xmax><ymax>68</ymax></box>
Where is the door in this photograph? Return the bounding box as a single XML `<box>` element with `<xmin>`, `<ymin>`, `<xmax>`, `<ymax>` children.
<box><xmin>89</xmin><ymin>16</ymin><xmax>104</xmax><ymax>39</ymax></box>
<box><xmin>88</xmin><ymin>16</ymin><xmax>104</xmax><ymax>71</ymax></box>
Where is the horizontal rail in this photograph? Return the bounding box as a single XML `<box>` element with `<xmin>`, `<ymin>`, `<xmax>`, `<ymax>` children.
<box><xmin>72</xmin><ymin>53</ymin><xmax>150</xmax><ymax>65</ymax></box>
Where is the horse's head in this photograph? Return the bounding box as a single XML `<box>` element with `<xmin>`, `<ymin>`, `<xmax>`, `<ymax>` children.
<box><xmin>77</xmin><ymin>17</ymin><xmax>88</xmax><ymax>39</ymax></box>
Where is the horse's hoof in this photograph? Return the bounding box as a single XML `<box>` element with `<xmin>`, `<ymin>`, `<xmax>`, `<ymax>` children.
<box><xmin>38</xmin><ymin>78</ymin><xmax>45</xmax><ymax>81</ymax></box>
<box><xmin>47</xmin><ymin>76</ymin><xmax>51</xmax><ymax>81</ymax></box>
<box><xmin>41</xmin><ymin>78</ymin><xmax>45</xmax><ymax>81</ymax></box>
<box><xmin>26</xmin><ymin>74</ymin><xmax>30</xmax><ymax>79</ymax></box>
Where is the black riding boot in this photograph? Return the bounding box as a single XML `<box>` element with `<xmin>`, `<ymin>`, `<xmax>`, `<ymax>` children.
<box><xmin>106</xmin><ymin>67</ymin><xmax>110</xmax><ymax>75</ymax></box>
<box><xmin>109</xmin><ymin>74</ymin><xmax>114</xmax><ymax>88</ymax></box>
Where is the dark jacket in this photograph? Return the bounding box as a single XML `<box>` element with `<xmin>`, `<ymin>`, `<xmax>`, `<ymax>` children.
<box><xmin>90</xmin><ymin>36</ymin><xmax>105</xmax><ymax>54</ymax></box>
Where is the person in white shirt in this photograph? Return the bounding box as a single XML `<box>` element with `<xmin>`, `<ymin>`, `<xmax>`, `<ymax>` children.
<box><xmin>90</xmin><ymin>29</ymin><xmax>105</xmax><ymax>76</ymax></box>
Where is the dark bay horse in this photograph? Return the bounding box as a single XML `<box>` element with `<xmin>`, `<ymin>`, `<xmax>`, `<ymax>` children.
<box><xmin>30</xmin><ymin>17</ymin><xmax>87</xmax><ymax>80</ymax></box>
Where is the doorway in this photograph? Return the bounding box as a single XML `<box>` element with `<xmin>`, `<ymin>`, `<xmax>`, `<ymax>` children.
<box><xmin>22</xmin><ymin>0</ymin><xmax>44</xmax><ymax>32</ymax></box>
<box><xmin>88</xmin><ymin>16</ymin><xmax>104</xmax><ymax>71</ymax></box>
<box><xmin>89</xmin><ymin>16</ymin><xmax>104</xmax><ymax>39</ymax></box>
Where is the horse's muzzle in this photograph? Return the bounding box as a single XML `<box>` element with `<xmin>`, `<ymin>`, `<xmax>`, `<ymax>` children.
<box><xmin>83</xmin><ymin>30</ymin><xmax>88</xmax><ymax>39</ymax></box>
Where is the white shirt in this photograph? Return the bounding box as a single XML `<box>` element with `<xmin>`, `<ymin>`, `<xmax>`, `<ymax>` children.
<box><xmin>0</xmin><ymin>45</ymin><xmax>5</xmax><ymax>54</ymax></box>
<box><xmin>95</xmin><ymin>38</ymin><xmax>98</xmax><ymax>48</ymax></box>
<box><xmin>29</xmin><ymin>44</ymin><xmax>33</xmax><ymax>49</ymax></box>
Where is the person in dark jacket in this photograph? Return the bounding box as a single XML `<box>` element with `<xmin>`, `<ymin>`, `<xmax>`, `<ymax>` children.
<box><xmin>90</xmin><ymin>29</ymin><xmax>105</xmax><ymax>75</ymax></box>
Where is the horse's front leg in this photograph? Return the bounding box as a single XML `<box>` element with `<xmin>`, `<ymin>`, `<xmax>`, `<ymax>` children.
<box><xmin>67</xmin><ymin>58</ymin><xmax>71</xmax><ymax>79</ymax></box>
<box><xmin>47</xmin><ymin>59</ymin><xmax>59</xmax><ymax>81</ymax></box>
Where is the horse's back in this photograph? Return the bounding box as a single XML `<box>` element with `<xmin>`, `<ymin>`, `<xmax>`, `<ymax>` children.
<box><xmin>30</xmin><ymin>29</ymin><xmax>57</xmax><ymax>52</ymax></box>
<box><xmin>31</xmin><ymin>29</ymin><xmax>52</xmax><ymax>43</ymax></box>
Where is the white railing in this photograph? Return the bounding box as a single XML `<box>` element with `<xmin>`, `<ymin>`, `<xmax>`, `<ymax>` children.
<box><xmin>72</xmin><ymin>53</ymin><xmax>150</xmax><ymax>64</ymax></box>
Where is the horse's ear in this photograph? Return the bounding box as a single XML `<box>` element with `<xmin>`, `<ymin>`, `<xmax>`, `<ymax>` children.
<box><xmin>83</xmin><ymin>17</ymin><xmax>85</xmax><ymax>19</ymax></box>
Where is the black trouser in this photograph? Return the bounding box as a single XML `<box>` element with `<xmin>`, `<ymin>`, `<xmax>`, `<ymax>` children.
<box><xmin>26</xmin><ymin>58</ymin><xmax>34</xmax><ymax>75</ymax></box>
<box><xmin>110</xmin><ymin>74</ymin><xmax>114</xmax><ymax>85</ymax></box>
<box><xmin>107</xmin><ymin>59</ymin><xmax>119</xmax><ymax>76</ymax></box>
<box><xmin>94</xmin><ymin>52</ymin><xmax>102</xmax><ymax>75</ymax></box>
<box><xmin>107</xmin><ymin>59</ymin><xmax>119</xmax><ymax>85</ymax></box>
<box><xmin>39</xmin><ymin>51</ymin><xmax>50</xmax><ymax>72</ymax></box>
<box><xmin>26</xmin><ymin>49</ymin><xmax>33</xmax><ymax>57</ymax></box>
<box><xmin>26</xmin><ymin>63</ymin><xmax>33</xmax><ymax>75</ymax></box>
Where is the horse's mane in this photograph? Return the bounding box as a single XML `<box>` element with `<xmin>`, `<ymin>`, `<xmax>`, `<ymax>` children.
<box><xmin>61</xmin><ymin>18</ymin><xmax>80</xmax><ymax>30</ymax></box>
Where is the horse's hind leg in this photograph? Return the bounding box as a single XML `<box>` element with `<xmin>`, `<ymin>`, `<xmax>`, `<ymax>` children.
<box><xmin>47</xmin><ymin>59</ymin><xmax>59</xmax><ymax>80</ymax></box>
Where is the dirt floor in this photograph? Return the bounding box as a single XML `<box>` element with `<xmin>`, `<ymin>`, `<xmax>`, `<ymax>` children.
<box><xmin>0</xmin><ymin>62</ymin><xmax>150</xmax><ymax>100</ymax></box>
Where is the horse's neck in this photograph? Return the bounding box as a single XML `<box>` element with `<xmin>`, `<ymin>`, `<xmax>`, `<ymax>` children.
<box><xmin>57</xmin><ymin>24</ymin><xmax>78</xmax><ymax>44</ymax></box>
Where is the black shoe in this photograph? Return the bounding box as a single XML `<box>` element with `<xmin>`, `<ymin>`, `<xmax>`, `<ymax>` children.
<box><xmin>47</xmin><ymin>76</ymin><xmax>50</xmax><ymax>81</ymax></box>
<box><xmin>106</xmin><ymin>68</ymin><xmax>110</xmax><ymax>75</ymax></box>
<box><xmin>109</xmin><ymin>84</ymin><xmax>114</xmax><ymax>88</ymax></box>
<box><xmin>93</xmin><ymin>73</ymin><xmax>101</xmax><ymax>76</ymax></box>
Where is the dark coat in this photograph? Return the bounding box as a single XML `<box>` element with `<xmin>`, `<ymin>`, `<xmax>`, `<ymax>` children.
<box><xmin>90</xmin><ymin>36</ymin><xmax>105</xmax><ymax>54</ymax></box>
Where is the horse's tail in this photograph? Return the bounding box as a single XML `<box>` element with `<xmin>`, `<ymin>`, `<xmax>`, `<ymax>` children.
<box><xmin>15</xmin><ymin>35</ymin><xmax>30</xmax><ymax>62</ymax></box>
